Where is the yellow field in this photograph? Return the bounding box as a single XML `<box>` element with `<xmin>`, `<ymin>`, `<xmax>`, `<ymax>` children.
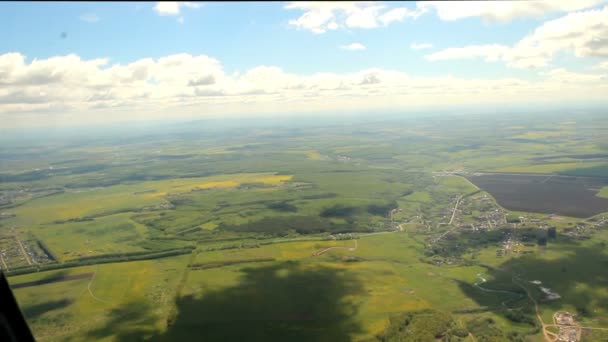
<box><xmin>10</xmin><ymin>172</ymin><xmax>293</xmax><ymax>224</ymax></box>
<box><xmin>306</xmin><ymin>150</ymin><xmax>322</xmax><ymax>160</ymax></box>
<box><xmin>144</xmin><ymin>172</ymin><xmax>292</xmax><ymax>197</ymax></box>
<box><xmin>511</xmin><ymin>131</ymin><xmax>565</xmax><ymax>139</ymax></box>
<box><xmin>598</xmin><ymin>186</ymin><xmax>608</xmax><ymax>198</ymax></box>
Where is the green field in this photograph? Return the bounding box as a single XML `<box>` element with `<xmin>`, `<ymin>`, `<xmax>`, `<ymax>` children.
<box><xmin>2</xmin><ymin>112</ymin><xmax>608</xmax><ymax>341</ymax></box>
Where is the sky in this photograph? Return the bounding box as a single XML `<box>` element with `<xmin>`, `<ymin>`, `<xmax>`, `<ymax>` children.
<box><xmin>1</xmin><ymin>1</ymin><xmax>608</xmax><ymax>127</ymax></box>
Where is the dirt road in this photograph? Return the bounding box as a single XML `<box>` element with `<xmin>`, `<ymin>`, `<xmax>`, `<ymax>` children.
<box><xmin>0</xmin><ymin>253</ymin><xmax>8</xmax><ymax>271</ymax></box>
<box><xmin>15</xmin><ymin>235</ymin><xmax>32</xmax><ymax>265</ymax></box>
<box><xmin>313</xmin><ymin>239</ymin><xmax>358</xmax><ymax>256</ymax></box>
<box><xmin>449</xmin><ymin>195</ymin><xmax>462</xmax><ymax>225</ymax></box>
<box><xmin>512</xmin><ymin>277</ymin><xmax>553</xmax><ymax>342</ymax></box>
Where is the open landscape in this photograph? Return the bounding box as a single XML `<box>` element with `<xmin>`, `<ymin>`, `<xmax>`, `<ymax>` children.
<box><xmin>3</xmin><ymin>1</ymin><xmax>608</xmax><ymax>341</ymax></box>
<box><xmin>2</xmin><ymin>111</ymin><xmax>608</xmax><ymax>341</ymax></box>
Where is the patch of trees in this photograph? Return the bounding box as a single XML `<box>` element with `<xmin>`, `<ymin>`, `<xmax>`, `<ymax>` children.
<box><xmin>175</xmin><ymin>226</ymin><xmax>202</xmax><ymax>236</ymax></box>
<box><xmin>506</xmin><ymin>214</ymin><xmax>521</xmax><ymax>223</ymax></box>
<box><xmin>73</xmin><ymin>247</ymin><xmax>194</xmax><ymax>262</ymax></box>
<box><xmin>189</xmin><ymin>258</ymin><xmax>275</xmax><ymax>270</ymax></box>
<box><xmin>300</xmin><ymin>193</ymin><xmax>337</xmax><ymax>200</ymax></box>
<box><xmin>37</xmin><ymin>239</ymin><xmax>58</xmax><ymax>262</ymax></box>
<box><xmin>219</xmin><ymin>215</ymin><xmax>358</xmax><ymax>236</ymax></box>
<box><xmin>0</xmin><ymin>170</ymin><xmax>50</xmax><ymax>182</ymax></box>
<box><xmin>377</xmin><ymin>309</ymin><xmax>468</xmax><ymax>341</ymax></box>
<box><xmin>466</xmin><ymin>316</ymin><xmax>528</xmax><ymax>342</ymax></box>
<box><xmin>5</xmin><ymin>248</ymin><xmax>195</xmax><ymax>277</ymax></box>
<box><xmin>238</xmin><ymin>182</ymin><xmax>270</xmax><ymax>190</ymax></box>
<box><xmin>52</xmin><ymin>217</ymin><xmax>95</xmax><ymax>224</ymax></box>
<box><xmin>63</xmin><ymin>179</ymin><xmax>121</xmax><ymax>188</ymax></box>
<box><xmin>501</xmin><ymin>308</ymin><xmax>537</xmax><ymax>328</ymax></box>
<box><xmin>366</xmin><ymin>201</ymin><xmax>398</xmax><ymax>216</ymax></box>
<box><xmin>266</xmin><ymin>201</ymin><xmax>298</xmax><ymax>212</ymax></box>
<box><xmin>199</xmin><ymin>242</ymin><xmax>261</xmax><ymax>252</ymax></box>
<box><xmin>319</xmin><ymin>205</ymin><xmax>358</xmax><ymax>218</ymax></box>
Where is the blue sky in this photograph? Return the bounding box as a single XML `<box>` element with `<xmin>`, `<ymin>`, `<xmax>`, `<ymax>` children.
<box><xmin>1</xmin><ymin>1</ymin><xmax>608</xmax><ymax>126</ymax></box>
<box><xmin>1</xmin><ymin>2</ymin><xmax>547</xmax><ymax>76</ymax></box>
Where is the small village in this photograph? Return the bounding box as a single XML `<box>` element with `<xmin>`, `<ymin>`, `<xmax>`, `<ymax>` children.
<box><xmin>554</xmin><ymin>311</ymin><xmax>580</xmax><ymax>342</ymax></box>
<box><xmin>0</xmin><ymin>230</ymin><xmax>54</xmax><ymax>271</ymax></box>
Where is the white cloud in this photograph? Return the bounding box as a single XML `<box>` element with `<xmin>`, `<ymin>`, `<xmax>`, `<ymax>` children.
<box><xmin>1</xmin><ymin>52</ymin><xmax>607</xmax><ymax>125</ymax></box>
<box><xmin>419</xmin><ymin>0</ymin><xmax>607</xmax><ymax>23</ymax></box>
<box><xmin>542</xmin><ymin>68</ymin><xmax>608</xmax><ymax>83</ymax></box>
<box><xmin>154</xmin><ymin>2</ymin><xmax>201</xmax><ymax>16</ymax></box>
<box><xmin>426</xmin><ymin>5</ymin><xmax>608</xmax><ymax>68</ymax></box>
<box><xmin>79</xmin><ymin>13</ymin><xmax>99</xmax><ymax>23</ymax></box>
<box><xmin>340</xmin><ymin>43</ymin><xmax>366</xmax><ymax>51</ymax></box>
<box><xmin>284</xmin><ymin>2</ymin><xmax>425</xmax><ymax>33</ymax></box>
<box><xmin>381</xmin><ymin>6</ymin><xmax>427</xmax><ymax>25</ymax></box>
<box><xmin>410</xmin><ymin>42</ymin><xmax>433</xmax><ymax>50</ymax></box>
<box><xmin>426</xmin><ymin>44</ymin><xmax>510</xmax><ymax>62</ymax></box>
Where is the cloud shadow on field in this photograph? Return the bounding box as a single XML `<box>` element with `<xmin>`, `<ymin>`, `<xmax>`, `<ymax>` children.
<box><xmin>22</xmin><ymin>299</ymin><xmax>73</xmax><ymax>320</ymax></box>
<box><xmin>88</xmin><ymin>261</ymin><xmax>365</xmax><ymax>342</ymax></box>
<box><xmin>154</xmin><ymin>261</ymin><xmax>365</xmax><ymax>342</ymax></box>
<box><xmin>84</xmin><ymin>301</ymin><xmax>159</xmax><ymax>342</ymax></box>
<box><xmin>454</xmin><ymin>242</ymin><xmax>608</xmax><ymax>335</ymax></box>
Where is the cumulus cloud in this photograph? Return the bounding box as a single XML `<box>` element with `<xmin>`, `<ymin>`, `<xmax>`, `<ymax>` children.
<box><xmin>1</xmin><ymin>51</ymin><xmax>607</xmax><ymax>124</ymax></box>
<box><xmin>426</xmin><ymin>5</ymin><xmax>608</xmax><ymax>68</ymax></box>
<box><xmin>419</xmin><ymin>0</ymin><xmax>606</xmax><ymax>23</ymax></box>
<box><xmin>426</xmin><ymin>44</ymin><xmax>510</xmax><ymax>62</ymax></box>
<box><xmin>188</xmin><ymin>74</ymin><xmax>216</xmax><ymax>86</ymax></box>
<box><xmin>410</xmin><ymin>42</ymin><xmax>433</xmax><ymax>50</ymax></box>
<box><xmin>340</xmin><ymin>43</ymin><xmax>366</xmax><ymax>51</ymax></box>
<box><xmin>154</xmin><ymin>2</ymin><xmax>201</xmax><ymax>16</ymax></box>
<box><xmin>542</xmin><ymin>68</ymin><xmax>608</xmax><ymax>83</ymax></box>
<box><xmin>379</xmin><ymin>7</ymin><xmax>421</xmax><ymax>26</ymax></box>
<box><xmin>359</xmin><ymin>73</ymin><xmax>381</xmax><ymax>85</ymax></box>
<box><xmin>79</xmin><ymin>13</ymin><xmax>99</xmax><ymax>23</ymax></box>
<box><xmin>285</xmin><ymin>2</ymin><xmax>425</xmax><ymax>33</ymax></box>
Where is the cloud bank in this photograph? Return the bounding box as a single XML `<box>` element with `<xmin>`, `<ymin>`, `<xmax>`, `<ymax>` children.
<box><xmin>1</xmin><ymin>51</ymin><xmax>607</xmax><ymax>125</ymax></box>
<box><xmin>426</xmin><ymin>5</ymin><xmax>608</xmax><ymax>68</ymax></box>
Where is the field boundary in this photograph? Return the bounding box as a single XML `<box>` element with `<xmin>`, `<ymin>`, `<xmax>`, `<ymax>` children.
<box><xmin>6</xmin><ymin>248</ymin><xmax>194</xmax><ymax>277</ymax></box>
